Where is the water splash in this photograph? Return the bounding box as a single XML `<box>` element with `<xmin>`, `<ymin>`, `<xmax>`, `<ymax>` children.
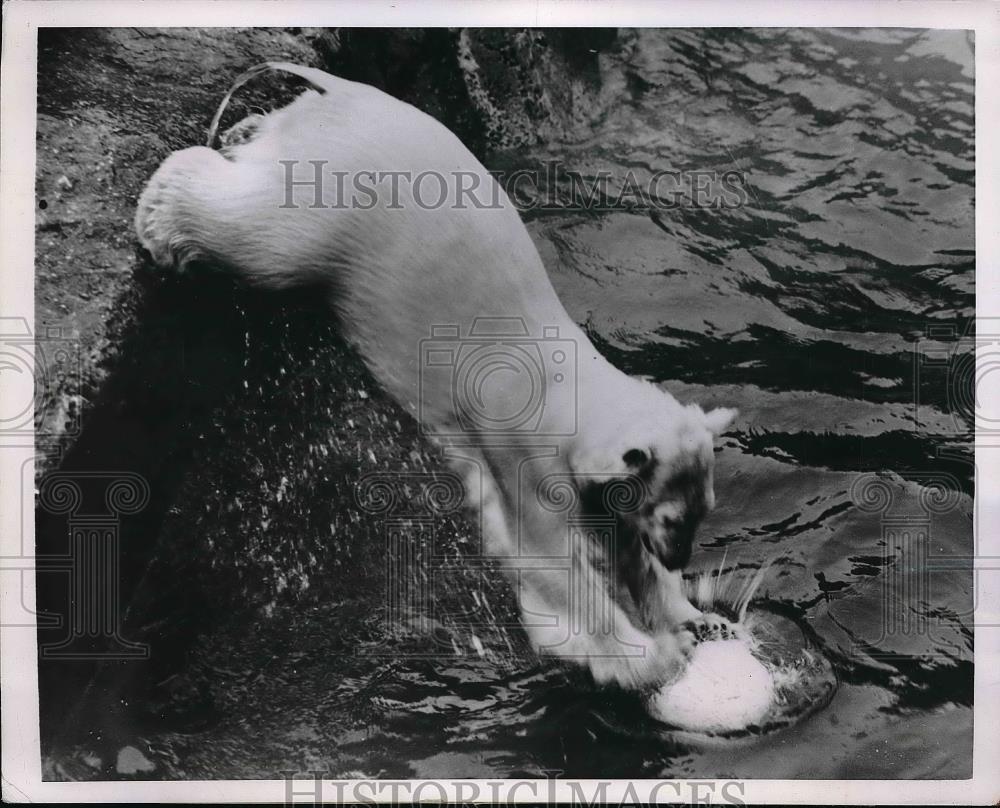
<box><xmin>686</xmin><ymin>554</ymin><xmax>774</xmax><ymax>622</ymax></box>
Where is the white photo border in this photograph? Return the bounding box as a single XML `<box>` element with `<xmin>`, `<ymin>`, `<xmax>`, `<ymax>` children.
<box><xmin>2</xmin><ymin>0</ymin><xmax>998</xmax><ymax>803</ymax></box>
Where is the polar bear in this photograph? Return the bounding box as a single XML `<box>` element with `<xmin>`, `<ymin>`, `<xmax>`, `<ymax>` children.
<box><xmin>135</xmin><ymin>63</ymin><xmax>736</xmax><ymax>690</ymax></box>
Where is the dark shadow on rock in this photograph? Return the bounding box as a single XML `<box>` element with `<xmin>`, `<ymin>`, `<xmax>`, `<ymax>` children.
<box><xmin>35</xmin><ymin>257</ymin><xmax>429</xmax><ymax>772</ymax></box>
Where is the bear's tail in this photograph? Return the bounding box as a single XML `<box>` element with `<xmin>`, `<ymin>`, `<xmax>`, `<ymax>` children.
<box><xmin>206</xmin><ymin>62</ymin><xmax>339</xmax><ymax>148</ymax></box>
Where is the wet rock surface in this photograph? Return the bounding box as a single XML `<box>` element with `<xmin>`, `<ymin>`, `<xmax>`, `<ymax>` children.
<box><xmin>34</xmin><ymin>28</ymin><xmax>323</xmax><ymax>467</ymax></box>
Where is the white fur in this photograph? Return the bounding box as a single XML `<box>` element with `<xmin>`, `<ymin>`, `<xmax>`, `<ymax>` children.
<box><xmin>135</xmin><ymin>65</ymin><xmax>736</xmax><ymax>690</ymax></box>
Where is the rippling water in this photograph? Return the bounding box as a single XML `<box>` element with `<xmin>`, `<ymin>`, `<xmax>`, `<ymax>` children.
<box><xmin>42</xmin><ymin>28</ymin><xmax>974</xmax><ymax>781</ymax></box>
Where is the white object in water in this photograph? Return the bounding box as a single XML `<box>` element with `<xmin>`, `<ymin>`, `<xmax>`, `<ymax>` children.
<box><xmin>647</xmin><ymin>638</ymin><xmax>775</xmax><ymax>732</ymax></box>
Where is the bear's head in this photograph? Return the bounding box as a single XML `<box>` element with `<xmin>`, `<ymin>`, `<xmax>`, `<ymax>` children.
<box><xmin>570</xmin><ymin>386</ymin><xmax>737</xmax><ymax>572</ymax></box>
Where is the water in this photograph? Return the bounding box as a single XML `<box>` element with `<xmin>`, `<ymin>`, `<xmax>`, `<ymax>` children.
<box><xmin>41</xmin><ymin>28</ymin><xmax>973</xmax><ymax>780</ymax></box>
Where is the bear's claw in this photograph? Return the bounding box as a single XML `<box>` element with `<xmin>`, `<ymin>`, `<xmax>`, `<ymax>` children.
<box><xmin>681</xmin><ymin>612</ymin><xmax>745</xmax><ymax>643</ymax></box>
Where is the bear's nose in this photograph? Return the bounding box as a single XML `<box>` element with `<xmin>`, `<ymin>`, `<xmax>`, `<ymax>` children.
<box><xmin>641</xmin><ymin>522</ymin><xmax>694</xmax><ymax>571</ymax></box>
<box><xmin>658</xmin><ymin>533</ymin><xmax>693</xmax><ymax>571</ymax></box>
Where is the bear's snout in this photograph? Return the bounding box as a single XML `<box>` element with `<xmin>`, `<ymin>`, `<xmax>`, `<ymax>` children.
<box><xmin>639</xmin><ymin>496</ymin><xmax>709</xmax><ymax>571</ymax></box>
<box><xmin>641</xmin><ymin>519</ymin><xmax>695</xmax><ymax>571</ymax></box>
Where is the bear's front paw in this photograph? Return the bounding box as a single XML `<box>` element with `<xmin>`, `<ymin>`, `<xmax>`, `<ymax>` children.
<box><xmin>673</xmin><ymin>622</ymin><xmax>698</xmax><ymax>659</ymax></box>
<box><xmin>581</xmin><ymin>628</ymin><xmax>689</xmax><ymax>692</ymax></box>
<box><xmin>681</xmin><ymin>611</ymin><xmax>745</xmax><ymax>642</ymax></box>
<box><xmin>219</xmin><ymin>113</ymin><xmax>266</xmax><ymax>150</ymax></box>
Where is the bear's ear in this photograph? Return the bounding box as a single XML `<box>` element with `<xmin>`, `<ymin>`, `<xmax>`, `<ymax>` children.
<box><xmin>704</xmin><ymin>407</ymin><xmax>738</xmax><ymax>436</ymax></box>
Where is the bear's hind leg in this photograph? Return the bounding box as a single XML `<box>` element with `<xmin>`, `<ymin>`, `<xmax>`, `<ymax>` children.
<box><xmin>137</xmin><ymin>144</ymin><xmax>304</xmax><ymax>285</ymax></box>
<box><xmin>135</xmin><ymin>146</ymin><xmax>240</xmax><ymax>272</ymax></box>
<box><xmin>136</xmin><ymin>144</ymin><xmax>333</xmax><ymax>292</ymax></box>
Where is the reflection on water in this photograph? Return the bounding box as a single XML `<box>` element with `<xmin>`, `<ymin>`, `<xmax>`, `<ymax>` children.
<box><xmin>43</xmin><ymin>28</ymin><xmax>974</xmax><ymax>780</ymax></box>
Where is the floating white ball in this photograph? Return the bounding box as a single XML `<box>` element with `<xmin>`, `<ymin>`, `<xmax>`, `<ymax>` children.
<box><xmin>647</xmin><ymin>638</ymin><xmax>775</xmax><ymax>732</ymax></box>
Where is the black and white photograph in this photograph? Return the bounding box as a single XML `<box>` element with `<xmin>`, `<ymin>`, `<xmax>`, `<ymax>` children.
<box><xmin>1</xmin><ymin>1</ymin><xmax>998</xmax><ymax>803</ymax></box>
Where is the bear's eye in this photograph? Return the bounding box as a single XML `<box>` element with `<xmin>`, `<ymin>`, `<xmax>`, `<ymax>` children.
<box><xmin>622</xmin><ymin>448</ymin><xmax>648</xmax><ymax>467</ymax></box>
